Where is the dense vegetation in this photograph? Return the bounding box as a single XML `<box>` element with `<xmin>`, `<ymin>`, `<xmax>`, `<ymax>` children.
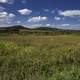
<box><xmin>0</xmin><ymin>27</ymin><xmax>80</xmax><ymax>80</ymax></box>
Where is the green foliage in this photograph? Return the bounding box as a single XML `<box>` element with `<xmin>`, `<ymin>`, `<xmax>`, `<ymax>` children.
<box><xmin>0</xmin><ymin>35</ymin><xmax>80</xmax><ymax>80</ymax></box>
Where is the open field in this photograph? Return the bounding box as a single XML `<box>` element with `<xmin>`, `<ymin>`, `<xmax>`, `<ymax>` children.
<box><xmin>0</xmin><ymin>34</ymin><xmax>80</xmax><ymax>80</ymax></box>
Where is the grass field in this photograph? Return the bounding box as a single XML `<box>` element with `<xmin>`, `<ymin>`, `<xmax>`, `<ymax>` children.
<box><xmin>0</xmin><ymin>34</ymin><xmax>80</xmax><ymax>80</ymax></box>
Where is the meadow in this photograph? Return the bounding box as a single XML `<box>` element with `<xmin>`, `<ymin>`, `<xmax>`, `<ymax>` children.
<box><xmin>0</xmin><ymin>33</ymin><xmax>80</xmax><ymax>80</ymax></box>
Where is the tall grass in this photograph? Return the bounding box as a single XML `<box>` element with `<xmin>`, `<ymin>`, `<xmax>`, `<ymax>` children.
<box><xmin>0</xmin><ymin>35</ymin><xmax>80</xmax><ymax>80</ymax></box>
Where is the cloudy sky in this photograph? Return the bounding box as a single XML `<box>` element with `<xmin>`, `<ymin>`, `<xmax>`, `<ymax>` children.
<box><xmin>0</xmin><ymin>0</ymin><xmax>80</xmax><ymax>29</ymax></box>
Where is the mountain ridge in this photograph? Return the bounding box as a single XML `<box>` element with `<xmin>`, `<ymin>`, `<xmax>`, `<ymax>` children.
<box><xmin>0</xmin><ymin>25</ymin><xmax>80</xmax><ymax>32</ymax></box>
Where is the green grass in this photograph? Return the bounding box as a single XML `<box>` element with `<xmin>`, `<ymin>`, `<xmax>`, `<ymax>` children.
<box><xmin>0</xmin><ymin>34</ymin><xmax>80</xmax><ymax>80</ymax></box>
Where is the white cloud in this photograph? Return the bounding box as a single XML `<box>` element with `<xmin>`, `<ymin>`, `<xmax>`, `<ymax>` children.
<box><xmin>59</xmin><ymin>10</ymin><xmax>80</xmax><ymax>17</ymax></box>
<box><xmin>61</xmin><ymin>24</ymin><xmax>70</xmax><ymax>26</ymax></box>
<box><xmin>54</xmin><ymin>16</ymin><xmax>61</xmax><ymax>20</ymax></box>
<box><xmin>0</xmin><ymin>6</ymin><xmax>15</xmax><ymax>23</ymax></box>
<box><xmin>17</xmin><ymin>21</ymin><xmax>21</xmax><ymax>24</ymax></box>
<box><xmin>46</xmin><ymin>24</ymin><xmax>50</xmax><ymax>27</ymax></box>
<box><xmin>8</xmin><ymin>13</ymin><xmax>15</xmax><ymax>18</ymax></box>
<box><xmin>18</xmin><ymin>9</ymin><xmax>32</xmax><ymax>15</ymax></box>
<box><xmin>0</xmin><ymin>12</ymin><xmax>8</xmax><ymax>18</ymax></box>
<box><xmin>31</xmin><ymin>24</ymin><xmax>42</xmax><ymax>27</ymax></box>
<box><xmin>0</xmin><ymin>12</ymin><xmax>8</xmax><ymax>24</ymax></box>
<box><xmin>0</xmin><ymin>0</ymin><xmax>7</xmax><ymax>3</ymax></box>
<box><xmin>0</xmin><ymin>11</ymin><xmax>15</xmax><ymax>24</ymax></box>
<box><xmin>28</xmin><ymin>16</ymin><xmax>48</xmax><ymax>23</ymax></box>
<box><xmin>0</xmin><ymin>0</ymin><xmax>14</xmax><ymax>4</ymax></box>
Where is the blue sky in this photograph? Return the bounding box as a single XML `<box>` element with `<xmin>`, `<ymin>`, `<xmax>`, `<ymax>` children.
<box><xmin>0</xmin><ymin>0</ymin><xmax>80</xmax><ymax>29</ymax></box>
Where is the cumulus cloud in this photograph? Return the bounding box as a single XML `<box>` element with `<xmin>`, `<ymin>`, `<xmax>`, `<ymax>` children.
<box><xmin>0</xmin><ymin>6</ymin><xmax>15</xmax><ymax>24</ymax></box>
<box><xmin>54</xmin><ymin>16</ymin><xmax>61</xmax><ymax>20</ymax></box>
<box><xmin>59</xmin><ymin>10</ymin><xmax>80</xmax><ymax>17</ymax></box>
<box><xmin>8</xmin><ymin>13</ymin><xmax>15</xmax><ymax>18</ymax></box>
<box><xmin>0</xmin><ymin>12</ymin><xmax>8</xmax><ymax>23</ymax></box>
<box><xmin>0</xmin><ymin>12</ymin><xmax>8</xmax><ymax>18</ymax></box>
<box><xmin>0</xmin><ymin>0</ymin><xmax>14</xmax><ymax>4</ymax></box>
<box><xmin>2</xmin><ymin>12</ymin><xmax>15</xmax><ymax>18</ymax></box>
<box><xmin>0</xmin><ymin>11</ymin><xmax>15</xmax><ymax>24</ymax></box>
<box><xmin>46</xmin><ymin>24</ymin><xmax>51</xmax><ymax>27</ymax></box>
<box><xmin>18</xmin><ymin>9</ymin><xmax>32</xmax><ymax>15</ymax></box>
<box><xmin>28</xmin><ymin>16</ymin><xmax>48</xmax><ymax>23</ymax></box>
<box><xmin>17</xmin><ymin>21</ymin><xmax>21</xmax><ymax>24</ymax></box>
<box><xmin>0</xmin><ymin>0</ymin><xmax>8</xmax><ymax>3</ymax></box>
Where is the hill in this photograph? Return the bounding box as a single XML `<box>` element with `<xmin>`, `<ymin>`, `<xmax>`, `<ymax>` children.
<box><xmin>0</xmin><ymin>25</ymin><xmax>80</xmax><ymax>35</ymax></box>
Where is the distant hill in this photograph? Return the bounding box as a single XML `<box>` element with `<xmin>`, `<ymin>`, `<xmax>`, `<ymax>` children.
<box><xmin>0</xmin><ymin>25</ymin><xmax>80</xmax><ymax>35</ymax></box>
<box><xmin>0</xmin><ymin>25</ymin><xmax>29</xmax><ymax>30</ymax></box>
<box><xmin>32</xmin><ymin>27</ymin><xmax>59</xmax><ymax>31</ymax></box>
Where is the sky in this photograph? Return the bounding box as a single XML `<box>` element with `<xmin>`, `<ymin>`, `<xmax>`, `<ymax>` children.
<box><xmin>0</xmin><ymin>0</ymin><xmax>80</xmax><ymax>29</ymax></box>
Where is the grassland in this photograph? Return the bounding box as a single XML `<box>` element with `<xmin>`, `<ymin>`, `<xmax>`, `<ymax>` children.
<box><xmin>0</xmin><ymin>33</ymin><xmax>80</xmax><ymax>80</ymax></box>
